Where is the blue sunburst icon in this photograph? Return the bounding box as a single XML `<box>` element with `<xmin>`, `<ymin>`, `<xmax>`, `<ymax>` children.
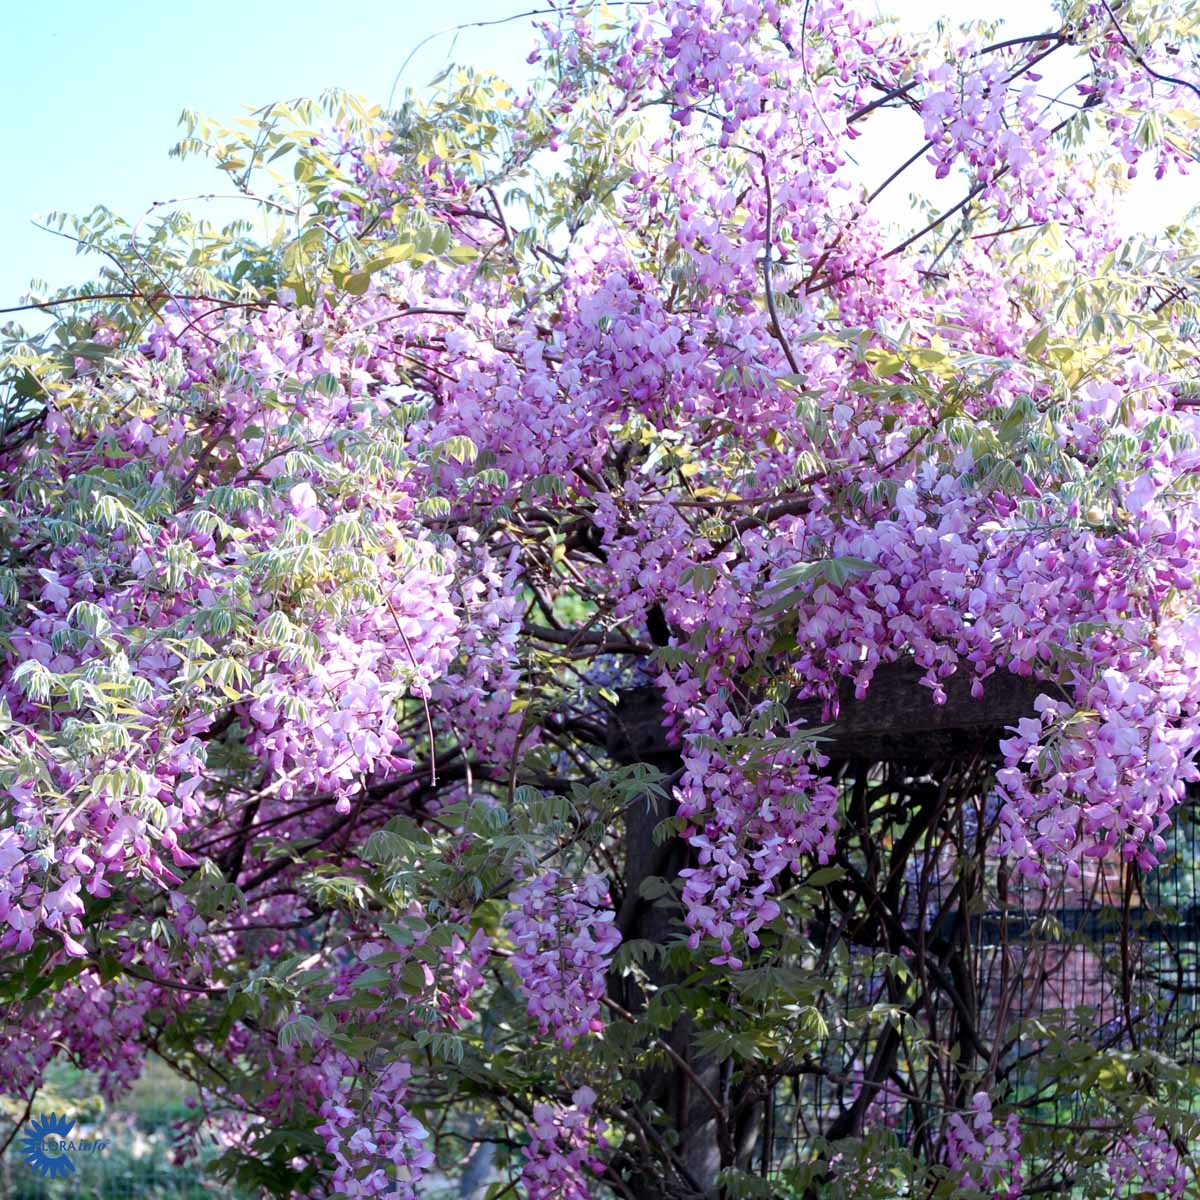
<box><xmin>18</xmin><ymin>1112</ymin><xmax>76</xmax><ymax>1178</ymax></box>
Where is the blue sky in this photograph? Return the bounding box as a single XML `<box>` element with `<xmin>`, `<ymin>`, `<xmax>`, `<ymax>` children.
<box><xmin>0</xmin><ymin>1</ymin><xmax>538</xmax><ymax>310</ymax></box>
<box><xmin>2</xmin><ymin>1</ymin><xmax>1193</xmax><ymax>314</ymax></box>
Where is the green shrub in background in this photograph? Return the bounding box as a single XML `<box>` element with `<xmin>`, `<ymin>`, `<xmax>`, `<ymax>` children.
<box><xmin>1</xmin><ymin>1060</ymin><xmax>249</xmax><ymax>1199</ymax></box>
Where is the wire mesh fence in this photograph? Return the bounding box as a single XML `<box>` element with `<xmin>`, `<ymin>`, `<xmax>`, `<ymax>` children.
<box><xmin>759</xmin><ymin>775</ymin><xmax>1200</xmax><ymax>1193</ymax></box>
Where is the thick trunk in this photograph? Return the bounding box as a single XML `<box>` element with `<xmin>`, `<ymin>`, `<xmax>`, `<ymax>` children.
<box><xmin>611</xmin><ymin>787</ymin><xmax>751</xmax><ymax>1198</ymax></box>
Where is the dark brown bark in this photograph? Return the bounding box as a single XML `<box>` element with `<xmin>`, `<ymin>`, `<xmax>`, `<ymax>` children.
<box><xmin>610</xmin><ymin>766</ymin><xmax>733</xmax><ymax>1199</ymax></box>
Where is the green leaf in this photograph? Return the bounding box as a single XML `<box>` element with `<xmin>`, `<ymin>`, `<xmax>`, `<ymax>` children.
<box><xmin>761</xmin><ymin>557</ymin><xmax>876</xmax><ymax>614</ymax></box>
<box><xmin>804</xmin><ymin>866</ymin><xmax>846</xmax><ymax>888</ymax></box>
<box><xmin>278</xmin><ymin>1015</ymin><xmax>319</xmax><ymax>1049</ymax></box>
<box><xmin>638</xmin><ymin>876</ymin><xmax>673</xmax><ymax>901</ymax></box>
<box><xmin>24</xmin><ymin>956</ymin><xmax>87</xmax><ymax>1001</ymax></box>
<box><xmin>397</xmin><ymin>962</ymin><xmax>431</xmax><ymax>993</ymax></box>
<box><xmin>378</xmin><ymin>241</ymin><xmax>415</xmax><ymax>263</ymax></box>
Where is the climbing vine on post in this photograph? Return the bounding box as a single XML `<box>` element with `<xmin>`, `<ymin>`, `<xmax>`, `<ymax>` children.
<box><xmin>2</xmin><ymin>2</ymin><xmax>1200</xmax><ymax>1197</ymax></box>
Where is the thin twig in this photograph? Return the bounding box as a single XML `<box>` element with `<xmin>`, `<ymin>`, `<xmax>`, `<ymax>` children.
<box><xmin>1100</xmin><ymin>0</ymin><xmax>1200</xmax><ymax>102</ymax></box>
<box><xmin>0</xmin><ymin>1093</ymin><xmax>36</xmax><ymax>1160</ymax></box>
<box><xmin>760</xmin><ymin>166</ymin><xmax>800</xmax><ymax>374</ymax></box>
<box><xmin>384</xmin><ymin>596</ymin><xmax>437</xmax><ymax>787</ymax></box>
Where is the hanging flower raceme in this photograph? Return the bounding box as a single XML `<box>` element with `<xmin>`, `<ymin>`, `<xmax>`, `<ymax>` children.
<box><xmin>504</xmin><ymin>870</ymin><xmax>622</xmax><ymax>1047</ymax></box>
<box><xmin>943</xmin><ymin>1093</ymin><xmax>1023</xmax><ymax>1200</ymax></box>
<box><xmin>521</xmin><ymin>1086</ymin><xmax>609</xmax><ymax>1200</ymax></box>
<box><xmin>312</xmin><ymin>1055</ymin><xmax>434</xmax><ymax>1199</ymax></box>
<box><xmin>1107</xmin><ymin>1111</ymin><xmax>1189</xmax><ymax>1200</ymax></box>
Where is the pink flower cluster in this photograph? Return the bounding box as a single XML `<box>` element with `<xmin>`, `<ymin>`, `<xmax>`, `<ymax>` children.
<box><xmin>241</xmin><ymin>542</ymin><xmax>460</xmax><ymax>809</ymax></box>
<box><xmin>521</xmin><ymin>1085</ymin><xmax>608</xmax><ymax>1200</ymax></box>
<box><xmin>505</xmin><ymin>871</ymin><xmax>621</xmax><ymax>1046</ymax></box>
<box><xmin>1107</xmin><ymin>1111</ymin><xmax>1188</xmax><ymax>1199</ymax></box>
<box><xmin>918</xmin><ymin>45</ymin><xmax>1060</xmax><ymax>223</ymax></box>
<box><xmin>313</xmin><ymin>1057</ymin><xmax>433</xmax><ymax>1198</ymax></box>
<box><xmin>675</xmin><ymin>712</ymin><xmax>840</xmax><ymax>968</ymax></box>
<box><xmin>943</xmin><ymin>1092</ymin><xmax>1023</xmax><ymax>1199</ymax></box>
<box><xmin>1082</xmin><ymin>4</ymin><xmax>1197</xmax><ymax>181</ymax></box>
<box><xmin>844</xmin><ymin>1059</ymin><xmax>907</xmax><ymax>1129</ymax></box>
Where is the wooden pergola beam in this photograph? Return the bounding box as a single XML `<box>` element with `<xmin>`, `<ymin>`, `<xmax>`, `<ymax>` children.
<box><xmin>607</xmin><ymin>660</ymin><xmax>1056</xmax><ymax>766</ymax></box>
